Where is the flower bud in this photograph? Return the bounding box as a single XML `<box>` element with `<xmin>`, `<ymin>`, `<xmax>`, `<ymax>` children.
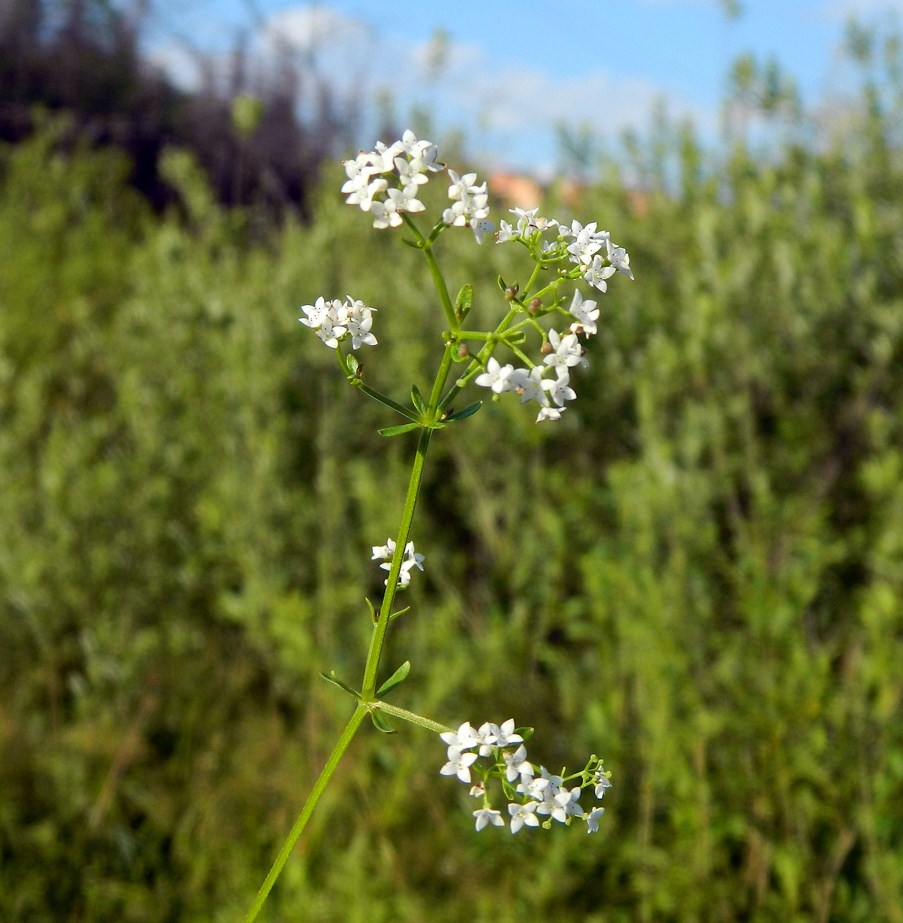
<box><xmin>529</xmin><ymin>298</ymin><xmax>542</xmax><ymax>313</ymax></box>
<box><xmin>458</xmin><ymin>344</ymin><xmax>470</xmax><ymax>359</ymax></box>
<box><xmin>504</xmin><ymin>284</ymin><xmax>519</xmax><ymax>301</ymax></box>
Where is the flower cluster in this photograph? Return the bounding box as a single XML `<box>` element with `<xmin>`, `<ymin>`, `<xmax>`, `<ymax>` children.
<box><xmin>443</xmin><ymin>169</ymin><xmax>493</xmax><ymax>242</ymax></box>
<box><xmin>497</xmin><ymin>209</ymin><xmax>633</xmax><ymax>294</ymax></box>
<box><xmin>474</xmin><ymin>289</ymin><xmax>596</xmax><ymax>423</ymax></box>
<box><xmin>471</xmin><ymin>206</ymin><xmax>634</xmax><ymax>423</ymax></box>
<box><xmin>341</xmin><ymin>131</ymin><xmax>493</xmax><ymax>242</ymax></box>
<box><xmin>439</xmin><ymin>720</ymin><xmax>611</xmax><ymax>834</ymax></box>
<box><xmin>299</xmin><ymin>296</ymin><xmax>378</xmax><ymax>350</ymax></box>
<box><xmin>341</xmin><ymin>130</ymin><xmax>443</xmax><ymax>229</ymax></box>
<box><xmin>371</xmin><ymin>538</ymin><xmax>425</xmax><ymax>588</ymax></box>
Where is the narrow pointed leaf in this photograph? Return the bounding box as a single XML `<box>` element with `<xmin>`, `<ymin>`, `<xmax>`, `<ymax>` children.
<box><xmin>320</xmin><ymin>671</ymin><xmax>361</xmax><ymax>699</ymax></box>
<box><xmin>497</xmin><ymin>274</ymin><xmax>508</xmax><ymax>292</ymax></box>
<box><xmin>410</xmin><ymin>385</ymin><xmax>426</xmax><ymax>416</ymax></box>
<box><xmin>389</xmin><ymin>605</ymin><xmax>411</xmax><ymax>622</ymax></box>
<box><xmin>377</xmin><ymin>660</ymin><xmax>411</xmax><ymax>698</ymax></box>
<box><xmin>378</xmin><ymin>422</ymin><xmax>421</xmax><ymax>437</ymax></box>
<box><xmin>370</xmin><ymin>709</ymin><xmax>396</xmax><ymax>733</ymax></box>
<box><xmin>445</xmin><ymin>401</ymin><xmax>482</xmax><ymax>422</ymax></box>
<box><xmin>365</xmin><ymin>597</ymin><xmax>377</xmax><ymax>624</ymax></box>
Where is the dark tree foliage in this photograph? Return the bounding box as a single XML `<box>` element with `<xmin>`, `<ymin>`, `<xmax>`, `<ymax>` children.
<box><xmin>0</xmin><ymin>0</ymin><xmax>356</xmax><ymax>214</ymax></box>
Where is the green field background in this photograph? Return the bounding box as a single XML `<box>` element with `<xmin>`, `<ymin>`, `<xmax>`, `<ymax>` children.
<box><xmin>2</xmin><ymin>62</ymin><xmax>903</xmax><ymax>922</ymax></box>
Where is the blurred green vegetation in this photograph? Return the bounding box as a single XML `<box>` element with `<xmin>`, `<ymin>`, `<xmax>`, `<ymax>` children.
<box><xmin>2</xmin><ymin>46</ymin><xmax>903</xmax><ymax>923</ymax></box>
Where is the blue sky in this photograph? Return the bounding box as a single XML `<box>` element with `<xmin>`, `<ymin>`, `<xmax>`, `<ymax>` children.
<box><xmin>149</xmin><ymin>0</ymin><xmax>903</xmax><ymax>175</ymax></box>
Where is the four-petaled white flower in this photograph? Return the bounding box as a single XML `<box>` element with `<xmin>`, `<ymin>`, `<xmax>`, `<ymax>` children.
<box><xmin>607</xmin><ymin>240</ymin><xmax>634</xmax><ymax>279</ymax></box>
<box><xmin>594</xmin><ymin>772</ymin><xmax>612</xmax><ymax>799</ymax></box>
<box><xmin>568</xmin><ymin>289</ymin><xmax>600</xmax><ymax>336</ymax></box>
<box><xmin>544</xmin><ymin>329</ymin><xmax>586</xmax><ymax>371</ymax></box>
<box><xmin>503</xmin><ymin>744</ymin><xmax>532</xmax><ymax>782</ymax></box>
<box><xmin>473</xmin><ymin>807</ymin><xmax>504</xmax><ymax>831</ymax></box>
<box><xmin>541</xmin><ymin>371</ymin><xmax>577</xmax><ymax>407</ymax></box>
<box><xmin>440</xmin><ymin>747</ymin><xmax>478</xmax><ymax>783</ymax></box>
<box><xmin>475</xmin><ymin>357</ymin><xmax>515</xmax><ymax>394</ymax></box>
<box><xmin>585</xmin><ymin>806</ymin><xmax>605</xmax><ymax>834</ymax></box>
<box><xmin>508</xmin><ymin>801</ymin><xmax>540</xmax><ymax>834</ymax></box>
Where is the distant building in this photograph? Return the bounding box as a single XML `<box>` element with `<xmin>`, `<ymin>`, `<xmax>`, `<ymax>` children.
<box><xmin>488</xmin><ymin>171</ymin><xmax>543</xmax><ymax>209</ymax></box>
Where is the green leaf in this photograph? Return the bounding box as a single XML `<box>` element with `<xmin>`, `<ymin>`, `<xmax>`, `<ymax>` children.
<box><xmin>377</xmin><ymin>660</ymin><xmax>411</xmax><ymax>698</ymax></box>
<box><xmin>378</xmin><ymin>422</ymin><xmax>421</xmax><ymax>437</ymax></box>
<box><xmin>370</xmin><ymin>709</ymin><xmax>396</xmax><ymax>734</ymax></box>
<box><xmin>410</xmin><ymin>385</ymin><xmax>426</xmax><ymax>416</ymax></box>
<box><xmin>320</xmin><ymin>671</ymin><xmax>361</xmax><ymax>699</ymax></box>
<box><xmin>365</xmin><ymin>597</ymin><xmax>377</xmax><ymax>624</ymax></box>
<box><xmin>445</xmin><ymin>401</ymin><xmax>482</xmax><ymax>422</ymax></box>
<box><xmin>389</xmin><ymin>605</ymin><xmax>411</xmax><ymax>622</ymax></box>
<box><xmin>497</xmin><ymin>274</ymin><xmax>508</xmax><ymax>292</ymax></box>
<box><xmin>455</xmin><ymin>283</ymin><xmax>474</xmax><ymax>319</ymax></box>
<box><xmin>346</xmin><ymin>354</ymin><xmax>359</xmax><ymax>376</ymax></box>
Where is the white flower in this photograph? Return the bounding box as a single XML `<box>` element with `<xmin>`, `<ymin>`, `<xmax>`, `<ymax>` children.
<box><xmin>541</xmin><ymin>371</ymin><xmax>577</xmax><ymax>408</ymax></box>
<box><xmin>493</xmin><ymin>719</ymin><xmax>524</xmax><ymax>748</ymax></box>
<box><xmin>398</xmin><ymin>129</ymin><xmax>444</xmax><ymax>173</ymax></box>
<box><xmin>508</xmin><ymin>801</ymin><xmax>540</xmax><ymax>833</ymax></box>
<box><xmin>607</xmin><ymin>240</ymin><xmax>634</xmax><ymax>279</ymax></box>
<box><xmin>509</xmin><ymin>366</ymin><xmax>545</xmax><ymax>404</ymax></box>
<box><xmin>371</xmin><ymin>538</ymin><xmax>396</xmax><ymax>561</ymax></box>
<box><xmin>536</xmin><ymin>404</ymin><xmax>566</xmax><ymax>423</ymax></box>
<box><xmin>471</xmin><ymin>218</ymin><xmax>495</xmax><ymax>244</ymax></box>
<box><xmin>594</xmin><ymin>772</ymin><xmax>612</xmax><ymax>799</ymax></box>
<box><xmin>549</xmin><ymin>786</ymin><xmax>584</xmax><ymax>824</ymax></box>
<box><xmin>440</xmin><ymin>747</ymin><xmax>479</xmax><ymax>783</ymax></box>
<box><xmin>475</xmin><ymin>357</ymin><xmax>515</xmax><ymax>394</ymax></box>
<box><xmin>582</xmin><ymin>254</ymin><xmax>617</xmax><ymax>293</ymax></box>
<box><xmin>373</xmin><ymin>537</ymin><xmax>424</xmax><ymax>587</ymax></box>
<box><xmin>440</xmin><ymin>722</ymin><xmax>479</xmax><ymax>751</ymax></box>
<box><xmin>316</xmin><ymin>310</ymin><xmax>347</xmax><ymax>349</ymax></box>
<box><xmin>503</xmin><ymin>745</ymin><xmax>532</xmax><ymax>783</ymax></box>
<box><xmin>568</xmin><ymin>289</ymin><xmax>600</xmax><ymax>336</ymax></box>
<box><xmin>443</xmin><ymin>169</ymin><xmax>491</xmax><ymax>234</ymax></box>
<box><xmin>299</xmin><ymin>296</ymin><xmax>331</xmax><ymax>329</ymax></box>
<box><xmin>585</xmin><ymin>806</ymin><xmax>605</xmax><ymax>833</ymax></box>
<box><xmin>473</xmin><ymin>807</ymin><xmax>504</xmax><ymax>831</ymax></box>
<box><xmin>475</xmin><ymin>722</ymin><xmax>499</xmax><ymax>756</ymax></box>
<box><xmin>344</xmin><ymin>297</ymin><xmax>378</xmax><ymax>349</ymax></box>
<box><xmin>496</xmin><ymin>219</ymin><xmax>517</xmax><ymax>243</ymax></box>
<box><xmin>565</xmin><ymin>220</ymin><xmax>607</xmax><ymax>267</ymax></box>
<box><xmin>544</xmin><ymin>329</ymin><xmax>586</xmax><ymax>371</ymax></box>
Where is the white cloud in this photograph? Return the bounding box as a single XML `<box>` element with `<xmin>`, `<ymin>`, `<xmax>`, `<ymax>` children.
<box><xmin>149</xmin><ymin>2</ymin><xmax>719</xmax><ymax>175</ymax></box>
<box><xmin>257</xmin><ymin>5</ymin><xmax>372</xmax><ymax>57</ymax></box>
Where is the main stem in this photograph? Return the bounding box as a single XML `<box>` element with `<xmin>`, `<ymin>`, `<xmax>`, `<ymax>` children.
<box><xmin>243</xmin><ymin>703</ymin><xmax>367</xmax><ymax>923</ymax></box>
<box><xmin>247</xmin><ymin>226</ymin><xmax>452</xmax><ymax>919</ymax></box>
<box><xmin>361</xmin><ymin>424</ymin><xmax>432</xmax><ymax>699</ymax></box>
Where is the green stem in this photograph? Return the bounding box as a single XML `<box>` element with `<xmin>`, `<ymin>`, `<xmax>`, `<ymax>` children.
<box><xmin>361</xmin><ymin>424</ymin><xmax>433</xmax><ymax>700</ymax></box>
<box><xmin>372</xmin><ymin>701</ymin><xmax>451</xmax><ymax>734</ymax></box>
<box><xmin>439</xmin><ymin>305</ymin><xmax>521</xmax><ymax>411</ymax></box>
<box><xmin>423</xmin><ymin>244</ymin><xmax>457</xmax><ymax>330</ymax></box>
<box><xmin>243</xmin><ymin>703</ymin><xmax>368</xmax><ymax>923</ymax></box>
